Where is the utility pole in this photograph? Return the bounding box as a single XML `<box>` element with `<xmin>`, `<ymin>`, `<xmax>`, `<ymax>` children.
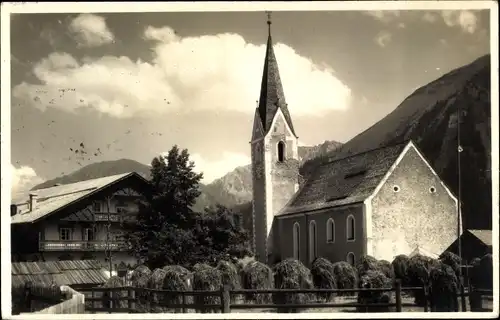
<box><xmin>105</xmin><ymin>196</ymin><xmax>114</xmax><ymax>277</ymax></box>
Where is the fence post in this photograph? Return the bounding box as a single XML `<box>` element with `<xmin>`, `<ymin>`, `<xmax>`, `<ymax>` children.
<box><xmin>453</xmin><ymin>288</ymin><xmax>459</xmax><ymax>312</ymax></box>
<box><xmin>128</xmin><ymin>288</ymin><xmax>136</xmax><ymax>311</ymax></box>
<box><xmin>109</xmin><ymin>289</ymin><xmax>113</xmax><ymax>313</ymax></box>
<box><xmin>181</xmin><ymin>292</ymin><xmax>186</xmax><ymax>314</ymax></box>
<box><xmin>460</xmin><ymin>284</ymin><xmax>466</xmax><ymax>311</ymax></box>
<box><xmin>220</xmin><ymin>285</ymin><xmax>231</xmax><ymax>313</ymax></box>
<box><xmin>395</xmin><ymin>279</ymin><xmax>402</xmax><ymax>312</ymax></box>
<box><xmin>23</xmin><ymin>282</ymin><xmax>32</xmax><ymax>313</ymax></box>
<box><xmin>423</xmin><ymin>285</ymin><xmax>429</xmax><ymax>312</ymax></box>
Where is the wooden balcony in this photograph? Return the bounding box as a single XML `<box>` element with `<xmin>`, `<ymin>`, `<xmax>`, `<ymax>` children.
<box><xmin>39</xmin><ymin>240</ymin><xmax>128</xmax><ymax>252</ymax></box>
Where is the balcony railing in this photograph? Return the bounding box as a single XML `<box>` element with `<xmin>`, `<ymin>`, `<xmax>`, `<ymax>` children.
<box><xmin>39</xmin><ymin>240</ymin><xmax>128</xmax><ymax>251</ymax></box>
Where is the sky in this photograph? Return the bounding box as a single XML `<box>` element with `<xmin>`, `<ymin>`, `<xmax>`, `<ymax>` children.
<box><xmin>7</xmin><ymin>7</ymin><xmax>491</xmax><ymax>194</ymax></box>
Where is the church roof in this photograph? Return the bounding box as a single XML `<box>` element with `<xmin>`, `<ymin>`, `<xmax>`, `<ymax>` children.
<box><xmin>257</xmin><ymin>20</ymin><xmax>297</xmax><ymax>137</ymax></box>
<box><xmin>278</xmin><ymin>142</ymin><xmax>408</xmax><ymax>215</ymax></box>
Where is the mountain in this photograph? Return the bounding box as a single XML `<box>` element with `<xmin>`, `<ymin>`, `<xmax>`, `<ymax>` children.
<box><xmin>31</xmin><ymin>140</ymin><xmax>343</xmax><ymax>213</ymax></box>
<box><xmin>302</xmin><ymin>54</ymin><xmax>492</xmax><ymax>230</ymax></box>
<box><xmin>31</xmin><ymin>159</ymin><xmax>152</xmax><ymax>190</ymax></box>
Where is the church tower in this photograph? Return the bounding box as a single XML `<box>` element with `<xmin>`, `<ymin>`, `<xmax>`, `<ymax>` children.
<box><xmin>251</xmin><ymin>13</ymin><xmax>300</xmax><ymax>264</ymax></box>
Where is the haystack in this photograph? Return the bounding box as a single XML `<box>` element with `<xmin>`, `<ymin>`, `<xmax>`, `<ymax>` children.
<box><xmin>192</xmin><ymin>265</ymin><xmax>222</xmax><ymax>313</ymax></box>
<box><xmin>272</xmin><ymin>258</ymin><xmax>314</xmax><ymax>313</ymax></box>
<box><xmin>377</xmin><ymin>260</ymin><xmax>395</xmax><ymax>280</ymax></box>
<box><xmin>392</xmin><ymin>254</ymin><xmax>410</xmax><ymax>286</ymax></box>
<box><xmin>429</xmin><ymin>263</ymin><xmax>459</xmax><ymax>311</ymax></box>
<box><xmin>407</xmin><ymin>254</ymin><xmax>441</xmax><ymax>306</ymax></box>
<box><xmin>161</xmin><ymin>265</ymin><xmax>193</xmax><ymax>313</ymax></box>
<box><xmin>332</xmin><ymin>261</ymin><xmax>358</xmax><ymax>296</ymax></box>
<box><xmin>132</xmin><ymin>272</ymin><xmax>151</xmax><ymax>312</ymax></box>
<box><xmin>241</xmin><ymin>260</ymin><xmax>273</xmax><ymax>304</ymax></box>
<box><xmin>357</xmin><ymin>270</ymin><xmax>394</xmax><ymax>312</ymax></box>
<box><xmin>147</xmin><ymin>268</ymin><xmax>168</xmax><ymax>312</ymax></box>
<box><xmin>130</xmin><ymin>264</ymin><xmax>152</xmax><ymax>283</ymax></box>
<box><xmin>216</xmin><ymin>260</ymin><xmax>241</xmax><ymax>303</ymax></box>
<box><xmin>356</xmin><ymin>255</ymin><xmax>379</xmax><ymax>277</ymax></box>
<box><xmin>101</xmin><ymin>276</ymin><xmax>126</xmax><ymax>309</ymax></box>
<box><xmin>439</xmin><ymin>251</ymin><xmax>462</xmax><ymax>277</ymax></box>
<box><xmin>310</xmin><ymin>257</ymin><xmax>337</xmax><ymax>302</ymax></box>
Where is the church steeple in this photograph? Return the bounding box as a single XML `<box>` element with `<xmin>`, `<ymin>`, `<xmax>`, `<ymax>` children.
<box><xmin>257</xmin><ymin>12</ymin><xmax>297</xmax><ymax>137</ymax></box>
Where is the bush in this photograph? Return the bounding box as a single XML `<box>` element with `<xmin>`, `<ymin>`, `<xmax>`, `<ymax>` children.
<box><xmin>407</xmin><ymin>254</ymin><xmax>441</xmax><ymax>306</ymax></box>
<box><xmin>357</xmin><ymin>270</ymin><xmax>394</xmax><ymax>312</ymax></box>
<box><xmin>439</xmin><ymin>251</ymin><xmax>462</xmax><ymax>277</ymax></box>
<box><xmin>332</xmin><ymin>261</ymin><xmax>358</xmax><ymax>296</ymax></box>
<box><xmin>147</xmin><ymin>268</ymin><xmax>167</xmax><ymax>312</ymax></box>
<box><xmin>216</xmin><ymin>260</ymin><xmax>241</xmax><ymax>303</ymax></box>
<box><xmin>102</xmin><ymin>276</ymin><xmax>127</xmax><ymax>309</ymax></box>
<box><xmin>241</xmin><ymin>260</ymin><xmax>273</xmax><ymax>304</ymax></box>
<box><xmin>377</xmin><ymin>260</ymin><xmax>395</xmax><ymax>281</ymax></box>
<box><xmin>272</xmin><ymin>258</ymin><xmax>314</xmax><ymax>313</ymax></box>
<box><xmin>392</xmin><ymin>255</ymin><xmax>410</xmax><ymax>286</ymax></box>
<box><xmin>356</xmin><ymin>255</ymin><xmax>380</xmax><ymax>277</ymax></box>
<box><xmin>429</xmin><ymin>263</ymin><xmax>459</xmax><ymax>311</ymax></box>
<box><xmin>311</xmin><ymin>257</ymin><xmax>337</xmax><ymax>302</ymax></box>
<box><xmin>192</xmin><ymin>265</ymin><xmax>222</xmax><ymax>313</ymax></box>
<box><xmin>162</xmin><ymin>265</ymin><xmax>193</xmax><ymax>313</ymax></box>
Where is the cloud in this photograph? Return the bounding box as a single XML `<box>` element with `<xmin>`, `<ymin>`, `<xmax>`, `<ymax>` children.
<box><xmin>422</xmin><ymin>12</ymin><xmax>439</xmax><ymax>23</ymax></box>
<box><xmin>69</xmin><ymin>13</ymin><xmax>114</xmax><ymax>47</ymax></box>
<box><xmin>363</xmin><ymin>10</ymin><xmax>400</xmax><ymax>23</ymax></box>
<box><xmin>11</xmin><ymin>164</ymin><xmax>44</xmax><ymax>198</ymax></box>
<box><xmin>13</xmin><ymin>26</ymin><xmax>352</xmax><ymax>119</ymax></box>
<box><xmin>375</xmin><ymin>31</ymin><xmax>392</xmax><ymax>47</ymax></box>
<box><xmin>441</xmin><ymin>10</ymin><xmax>479</xmax><ymax>34</ymax></box>
<box><xmin>189</xmin><ymin>152</ymin><xmax>251</xmax><ymax>184</ymax></box>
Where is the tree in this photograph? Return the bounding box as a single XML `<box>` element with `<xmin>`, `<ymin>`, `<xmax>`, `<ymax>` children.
<box><xmin>122</xmin><ymin>145</ymin><xmax>203</xmax><ymax>269</ymax></box>
<box><xmin>192</xmin><ymin>204</ymin><xmax>252</xmax><ymax>264</ymax></box>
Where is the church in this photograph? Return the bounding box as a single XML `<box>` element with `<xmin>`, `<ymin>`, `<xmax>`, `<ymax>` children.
<box><xmin>250</xmin><ymin>18</ymin><xmax>460</xmax><ymax>267</ymax></box>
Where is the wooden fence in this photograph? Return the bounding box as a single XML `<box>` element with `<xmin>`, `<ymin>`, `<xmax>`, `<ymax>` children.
<box><xmin>14</xmin><ymin>282</ymin><xmax>67</xmax><ymax>314</ymax></box>
<box><xmin>23</xmin><ymin>286</ymin><xmax>85</xmax><ymax>314</ymax></box>
<box><xmin>71</xmin><ymin>281</ymin><xmax>494</xmax><ymax>314</ymax></box>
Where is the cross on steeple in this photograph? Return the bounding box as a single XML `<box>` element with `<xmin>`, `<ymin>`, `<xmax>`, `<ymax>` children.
<box><xmin>266</xmin><ymin>11</ymin><xmax>272</xmax><ymax>36</ymax></box>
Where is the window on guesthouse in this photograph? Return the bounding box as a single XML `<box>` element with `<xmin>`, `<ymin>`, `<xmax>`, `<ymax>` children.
<box><xmin>347</xmin><ymin>252</ymin><xmax>355</xmax><ymax>266</ymax></box>
<box><xmin>277</xmin><ymin>141</ymin><xmax>286</xmax><ymax>162</ymax></box>
<box><xmin>59</xmin><ymin>228</ymin><xmax>72</xmax><ymax>241</ymax></box>
<box><xmin>309</xmin><ymin>221</ymin><xmax>317</xmax><ymax>263</ymax></box>
<box><xmin>293</xmin><ymin>222</ymin><xmax>300</xmax><ymax>260</ymax></box>
<box><xmin>346</xmin><ymin>215</ymin><xmax>355</xmax><ymax>241</ymax></box>
<box><xmin>92</xmin><ymin>201</ymin><xmax>102</xmax><ymax>213</ymax></box>
<box><xmin>326</xmin><ymin>218</ymin><xmax>335</xmax><ymax>243</ymax></box>
<box><xmin>83</xmin><ymin>227</ymin><xmax>95</xmax><ymax>241</ymax></box>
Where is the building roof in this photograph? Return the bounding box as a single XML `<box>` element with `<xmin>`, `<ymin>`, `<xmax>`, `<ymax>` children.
<box><xmin>257</xmin><ymin>21</ymin><xmax>296</xmax><ymax>137</ymax></box>
<box><xmin>468</xmin><ymin>229</ymin><xmax>492</xmax><ymax>247</ymax></box>
<box><xmin>11</xmin><ymin>260</ymin><xmax>109</xmax><ymax>288</ymax></box>
<box><xmin>279</xmin><ymin>142</ymin><xmax>408</xmax><ymax>215</ymax></box>
<box><xmin>11</xmin><ymin>172</ymin><xmax>141</xmax><ymax>224</ymax></box>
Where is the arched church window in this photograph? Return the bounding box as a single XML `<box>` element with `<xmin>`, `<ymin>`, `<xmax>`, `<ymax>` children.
<box><xmin>347</xmin><ymin>252</ymin><xmax>355</xmax><ymax>266</ymax></box>
<box><xmin>277</xmin><ymin>141</ymin><xmax>286</xmax><ymax>162</ymax></box>
<box><xmin>346</xmin><ymin>215</ymin><xmax>355</xmax><ymax>241</ymax></box>
<box><xmin>309</xmin><ymin>220</ymin><xmax>317</xmax><ymax>263</ymax></box>
<box><xmin>293</xmin><ymin>222</ymin><xmax>300</xmax><ymax>260</ymax></box>
<box><xmin>326</xmin><ymin>218</ymin><xmax>335</xmax><ymax>243</ymax></box>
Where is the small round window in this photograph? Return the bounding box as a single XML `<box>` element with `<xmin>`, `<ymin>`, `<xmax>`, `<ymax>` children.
<box><xmin>429</xmin><ymin>187</ymin><xmax>436</xmax><ymax>193</ymax></box>
<box><xmin>393</xmin><ymin>185</ymin><xmax>400</xmax><ymax>193</ymax></box>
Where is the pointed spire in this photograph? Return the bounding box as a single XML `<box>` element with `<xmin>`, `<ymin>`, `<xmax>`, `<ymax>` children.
<box><xmin>257</xmin><ymin>12</ymin><xmax>297</xmax><ymax>137</ymax></box>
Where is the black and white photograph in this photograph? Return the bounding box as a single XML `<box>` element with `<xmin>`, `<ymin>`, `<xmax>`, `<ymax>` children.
<box><xmin>1</xmin><ymin>1</ymin><xmax>498</xmax><ymax>318</ymax></box>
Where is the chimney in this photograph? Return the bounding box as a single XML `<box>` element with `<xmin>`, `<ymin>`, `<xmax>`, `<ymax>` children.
<box><xmin>29</xmin><ymin>193</ymin><xmax>38</xmax><ymax>212</ymax></box>
<box><xmin>10</xmin><ymin>204</ymin><xmax>18</xmax><ymax>217</ymax></box>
